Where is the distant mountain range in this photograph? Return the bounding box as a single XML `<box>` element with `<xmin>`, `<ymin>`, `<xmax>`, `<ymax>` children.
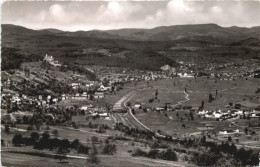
<box><xmin>2</xmin><ymin>23</ymin><xmax>259</xmax><ymax>71</ymax></box>
<box><xmin>2</xmin><ymin>23</ymin><xmax>260</xmax><ymax>43</ymax></box>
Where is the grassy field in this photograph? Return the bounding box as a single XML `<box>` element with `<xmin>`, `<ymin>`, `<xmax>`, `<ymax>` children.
<box><xmin>104</xmin><ymin>77</ymin><xmax>260</xmax><ymax>138</ymax></box>
<box><xmin>2</xmin><ymin>147</ymin><xmax>194</xmax><ymax>167</ymax></box>
<box><xmin>128</xmin><ymin>77</ymin><xmax>259</xmax><ymax>110</ymax></box>
<box><xmin>1</xmin><ymin>125</ymin><xmax>194</xmax><ymax>167</ymax></box>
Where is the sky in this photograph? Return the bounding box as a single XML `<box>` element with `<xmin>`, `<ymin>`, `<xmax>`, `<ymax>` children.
<box><xmin>2</xmin><ymin>0</ymin><xmax>260</xmax><ymax>31</ymax></box>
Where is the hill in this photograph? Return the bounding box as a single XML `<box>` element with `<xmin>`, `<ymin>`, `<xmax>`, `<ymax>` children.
<box><xmin>106</xmin><ymin>24</ymin><xmax>260</xmax><ymax>42</ymax></box>
<box><xmin>1</xmin><ymin>24</ymin><xmax>260</xmax><ymax>71</ymax></box>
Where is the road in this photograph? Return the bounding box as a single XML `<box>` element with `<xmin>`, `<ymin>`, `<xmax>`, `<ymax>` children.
<box><xmin>112</xmin><ymin>87</ymin><xmax>191</xmax><ymax>138</ymax></box>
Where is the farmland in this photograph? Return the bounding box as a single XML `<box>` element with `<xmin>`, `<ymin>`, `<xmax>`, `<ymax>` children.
<box><xmin>103</xmin><ymin>77</ymin><xmax>260</xmax><ymax>144</ymax></box>
<box><xmin>1</xmin><ymin>22</ymin><xmax>260</xmax><ymax>167</ymax></box>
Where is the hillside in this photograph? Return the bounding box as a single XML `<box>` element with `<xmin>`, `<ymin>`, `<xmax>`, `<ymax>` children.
<box><xmin>3</xmin><ymin>24</ymin><xmax>260</xmax><ymax>42</ymax></box>
<box><xmin>2</xmin><ymin>24</ymin><xmax>260</xmax><ymax>71</ymax></box>
<box><xmin>106</xmin><ymin>24</ymin><xmax>260</xmax><ymax>42</ymax></box>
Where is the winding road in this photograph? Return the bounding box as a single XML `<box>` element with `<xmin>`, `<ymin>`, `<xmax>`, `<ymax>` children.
<box><xmin>112</xmin><ymin>87</ymin><xmax>191</xmax><ymax>138</ymax></box>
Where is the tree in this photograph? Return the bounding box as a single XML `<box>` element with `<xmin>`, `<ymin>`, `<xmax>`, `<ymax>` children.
<box><xmin>42</xmin><ymin>132</ymin><xmax>50</xmax><ymax>139</ymax></box>
<box><xmin>71</xmin><ymin>139</ymin><xmax>80</xmax><ymax>150</ymax></box>
<box><xmin>31</xmin><ymin>132</ymin><xmax>40</xmax><ymax>141</ymax></box>
<box><xmin>12</xmin><ymin>134</ymin><xmax>23</xmax><ymax>146</ymax></box>
<box><xmin>236</xmin><ymin>148</ymin><xmax>248</xmax><ymax>166</ymax></box>
<box><xmin>201</xmin><ymin>136</ymin><xmax>206</xmax><ymax>143</ymax></box>
<box><xmin>60</xmin><ymin>139</ymin><xmax>70</xmax><ymax>151</ymax></box>
<box><xmin>27</xmin><ymin>125</ymin><xmax>34</xmax><ymax>131</ymax></box>
<box><xmin>132</xmin><ymin>109</ymin><xmax>136</xmax><ymax>115</ymax></box>
<box><xmin>126</xmin><ymin>101</ymin><xmax>131</xmax><ymax>107</ymax></box>
<box><xmin>236</xmin><ymin>139</ymin><xmax>239</xmax><ymax>143</ymax></box>
<box><xmin>4</xmin><ymin>124</ymin><xmax>10</xmax><ymax>133</ymax></box>
<box><xmin>155</xmin><ymin>89</ymin><xmax>158</xmax><ymax>97</ymax></box>
<box><xmin>230</xmin><ymin>143</ymin><xmax>237</xmax><ymax>155</ymax></box>
<box><xmin>105</xmin><ymin>139</ymin><xmax>109</xmax><ymax>144</ymax></box>
<box><xmin>201</xmin><ymin>100</ymin><xmax>204</xmax><ymax>108</ymax></box>
<box><xmin>52</xmin><ymin>130</ymin><xmax>59</xmax><ymax>137</ymax></box>
<box><xmin>91</xmin><ymin>136</ymin><xmax>99</xmax><ymax>144</ymax></box>
<box><xmin>1</xmin><ymin>139</ymin><xmax>5</xmax><ymax>147</ymax></box>
<box><xmin>228</xmin><ymin>136</ymin><xmax>232</xmax><ymax>142</ymax></box>
<box><xmin>103</xmin><ymin>144</ymin><xmax>117</xmax><ymax>155</ymax></box>
<box><xmin>55</xmin><ymin>147</ymin><xmax>67</xmax><ymax>162</ymax></box>
<box><xmin>161</xmin><ymin>149</ymin><xmax>178</xmax><ymax>161</ymax></box>
<box><xmin>182</xmin><ymin>124</ymin><xmax>186</xmax><ymax>128</ymax></box>
<box><xmin>244</xmin><ymin>127</ymin><xmax>249</xmax><ymax>135</ymax></box>
<box><xmin>88</xmin><ymin>148</ymin><xmax>100</xmax><ymax>164</ymax></box>
<box><xmin>77</xmin><ymin>144</ymin><xmax>89</xmax><ymax>154</ymax></box>
<box><xmin>208</xmin><ymin>93</ymin><xmax>214</xmax><ymax>103</ymax></box>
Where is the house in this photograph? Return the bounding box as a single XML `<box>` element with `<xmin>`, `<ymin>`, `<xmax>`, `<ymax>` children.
<box><xmin>52</xmin><ymin>98</ymin><xmax>58</xmax><ymax>103</ymax></box>
<box><xmin>134</xmin><ymin>103</ymin><xmax>141</xmax><ymax>108</ymax></box>
<box><xmin>219</xmin><ymin>129</ymin><xmax>239</xmax><ymax>135</ymax></box>
<box><xmin>86</xmin><ymin>82</ymin><xmax>95</xmax><ymax>88</ymax></box>
<box><xmin>11</xmin><ymin>95</ymin><xmax>22</xmax><ymax>104</ymax></box>
<box><xmin>80</xmin><ymin>104</ymin><xmax>93</xmax><ymax>111</ymax></box>
<box><xmin>213</xmin><ymin>111</ymin><xmax>222</xmax><ymax>118</ymax></box>
<box><xmin>99</xmin><ymin>113</ymin><xmax>109</xmax><ymax>117</ymax></box>
<box><xmin>94</xmin><ymin>92</ymin><xmax>104</xmax><ymax>99</ymax></box>
<box><xmin>178</xmin><ymin>73</ymin><xmax>194</xmax><ymax>78</ymax></box>
<box><xmin>61</xmin><ymin>94</ymin><xmax>70</xmax><ymax>101</ymax></box>
<box><xmin>71</xmin><ymin>94</ymin><xmax>88</xmax><ymax>100</ymax></box>
<box><xmin>198</xmin><ymin>110</ymin><xmax>207</xmax><ymax>115</ymax></box>
<box><xmin>98</xmin><ymin>84</ymin><xmax>111</xmax><ymax>92</ymax></box>
<box><xmin>71</xmin><ymin>83</ymin><xmax>81</xmax><ymax>89</ymax></box>
<box><xmin>82</xmin><ymin>92</ymin><xmax>88</xmax><ymax>97</ymax></box>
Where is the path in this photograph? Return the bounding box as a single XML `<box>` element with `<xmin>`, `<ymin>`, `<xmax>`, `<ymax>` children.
<box><xmin>112</xmin><ymin>87</ymin><xmax>191</xmax><ymax>138</ymax></box>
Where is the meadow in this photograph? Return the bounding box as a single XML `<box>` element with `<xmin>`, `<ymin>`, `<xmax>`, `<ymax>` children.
<box><xmin>129</xmin><ymin>77</ymin><xmax>259</xmax><ymax>110</ymax></box>
<box><xmin>118</xmin><ymin>77</ymin><xmax>260</xmax><ymax>137</ymax></box>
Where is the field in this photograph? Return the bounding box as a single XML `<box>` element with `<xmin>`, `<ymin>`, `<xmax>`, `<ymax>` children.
<box><xmin>129</xmin><ymin>77</ymin><xmax>259</xmax><ymax>110</ymax></box>
<box><xmin>2</xmin><ymin>147</ymin><xmax>194</xmax><ymax>167</ymax></box>
<box><xmin>102</xmin><ymin>77</ymin><xmax>260</xmax><ymax>138</ymax></box>
<box><xmin>1</xmin><ymin>124</ymin><xmax>193</xmax><ymax>167</ymax></box>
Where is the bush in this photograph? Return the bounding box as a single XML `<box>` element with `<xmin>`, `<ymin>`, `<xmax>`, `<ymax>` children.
<box><xmin>151</xmin><ymin>142</ymin><xmax>160</xmax><ymax>149</ymax></box>
<box><xmin>91</xmin><ymin>136</ymin><xmax>99</xmax><ymax>144</ymax></box>
<box><xmin>4</xmin><ymin>124</ymin><xmax>10</xmax><ymax>133</ymax></box>
<box><xmin>12</xmin><ymin>134</ymin><xmax>23</xmax><ymax>146</ymax></box>
<box><xmin>147</xmin><ymin>149</ymin><xmax>159</xmax><ymax>159</ymax></box>
<box><xmin>193</xmin><ymin>152</ymin><xmax>221</xmax><ymax>166</ymax></box>
<box><xmin>31</xmin><ymin>132</ymin><xmax>40</xmax><ymax>141</ymax></box>
<box><xmin>160</xmin><ymin>149</ymin><xmax>178</xmax><ymax>161</ymax></box>
<box><xmin>77</xmin><ymin>144</ymin><xmax>89</xmax><ymax>154</ymax></box>
<box><xmin>103</xmin><ymin>144</ymin><xmax>117</xmax><ymax>155</ymax></box>
<box><xmin>132</xmin><ymin>148</ymin><xmax>147</xmax><ymax>157</ymax></box>
<box><xmin>88</xmin><ymin>151</ymin><xmax>99</xmax><ymax>164</ymax></box>
<box><xmin>236</xmin><ymin>148</ymin><xmax>259</xmax><ymax>166</ymax></box>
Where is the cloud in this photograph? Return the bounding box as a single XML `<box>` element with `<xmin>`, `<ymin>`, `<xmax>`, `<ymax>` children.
<box><xmin>2</xmin><ymin>1</ymin><xmax>260</xmax><ymax>31</ymax></box>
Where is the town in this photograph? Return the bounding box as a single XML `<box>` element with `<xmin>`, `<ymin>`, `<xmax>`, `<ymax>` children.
<box><xmin>2</xmin><ymin>49</ymin><xmax>260</xmax><ymax>166</ymax></box>
<box><xmin>1</xmin><ymin>1</ymin><xmax>260</xmax><ymax>165</ymax></box>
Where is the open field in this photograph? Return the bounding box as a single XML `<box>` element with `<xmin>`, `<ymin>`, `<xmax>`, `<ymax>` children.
<box><xmin>128</xmin><ymin>78</ymin><xmax>259</xmax><ymax>110</ymax></box>
<box><xmin>1</xmin><ymin>126</ymin><xmax>193</xmax><ymax>167</ymax></box>
<box><xmin>2</xmin><ymin>147</ymin><xmax>193</xmax><ymax>167</ymax></box>
<box><xmin>105</xmin><ymin>77</ymin><xmax>260</xmax><ymax>140</ymax></box>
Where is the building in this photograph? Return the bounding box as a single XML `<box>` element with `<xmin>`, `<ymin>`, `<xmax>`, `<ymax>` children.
<box><xmin>44</xmin><ymin>54</ymin><xmax>61</xmax><ymax>67</ymax></box>
<box><xmin>94</xmin><ymin>92</ymin><xmax>104</xmax><ymax>99</ymax></box>
<box><xmin>71</xmin><ymin>94</ymin><xmax>88</xmax><ymax>100</ymax></box>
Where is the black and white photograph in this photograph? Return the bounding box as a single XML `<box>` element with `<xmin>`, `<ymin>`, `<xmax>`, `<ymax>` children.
<box><xmin>1</xmin><ymin>0</ymin><xmax>260</xmax><ymax>166</ymax></box>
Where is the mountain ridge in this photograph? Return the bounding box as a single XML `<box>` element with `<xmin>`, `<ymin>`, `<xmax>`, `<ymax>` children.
<box><xmin>2</xmin><ymin>23</ymin><xmax>260</xmax><ymax>42</ymax></box>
